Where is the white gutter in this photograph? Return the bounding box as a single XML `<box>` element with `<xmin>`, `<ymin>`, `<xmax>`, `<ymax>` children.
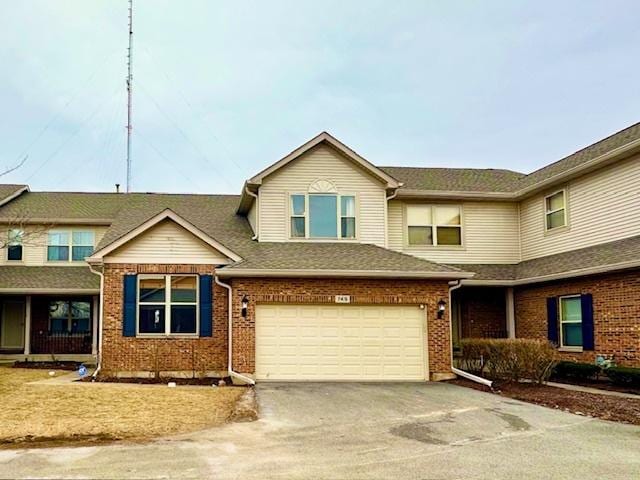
<box><xmin>452</xmin><ymin>367</ymin><xmax>493</xmax><ymax>388</ymax></box>
<box><xmin>88</xmin><ymin>264</ymin><xmax>105</xmax><ymax>379</ymax></box>
<box><xmin>216</xmin><ymin>268</ymin><xmax>475</xmax><ymax>279</ymax></box>
<box><xmin>244</xmin><ymin>186</ymin><xmax>259</xmax><ymax>241</ymax></box>
<box><xmin>214</xmin><ymin>275</ymin><xmax>256</xmax><ymax>386</ymax></box>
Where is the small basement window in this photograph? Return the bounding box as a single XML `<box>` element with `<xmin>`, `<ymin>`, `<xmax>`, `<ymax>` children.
<box><xmin>137</xmin><ymin>275</ymin><xmax>198</xmax><ymax>335</ymax></box>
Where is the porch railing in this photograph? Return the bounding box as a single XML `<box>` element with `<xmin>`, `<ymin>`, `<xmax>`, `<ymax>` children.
<box><xmin>30</xmin><ymin>332</ymin><xmax>92</xmax><ymax>354</ymax></box>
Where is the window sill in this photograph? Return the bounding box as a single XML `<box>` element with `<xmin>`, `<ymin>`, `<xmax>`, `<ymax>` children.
<box><xmin>558</xmin><ymin>346</ymin><xmax>583</xmax><ymax>353</ymax></box>
<box><xmin>136</xmin><ymin>334</ymin><xmax>200</xmax><ymax>339</ymax></box>
<box><xmin>404</xmin><ymin>244</ymin><xmax>465</xmax><ymax>250</ymax></box>
<box><xmin>544</xmin><ymin>225</ymin><xmax>570</xmax><ymax>237</ymax></box>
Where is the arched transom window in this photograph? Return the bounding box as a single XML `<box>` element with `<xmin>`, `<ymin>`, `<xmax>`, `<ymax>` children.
<box><xmin>289</xmin><ymin>180</ymin><xmax>356</xmax><ymax>239</ymax></box>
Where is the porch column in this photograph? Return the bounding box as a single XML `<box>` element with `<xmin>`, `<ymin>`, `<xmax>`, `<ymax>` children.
<box><xmin>505</xmin><ymin>287</ymin><xmax>516</xmax><ymax>339</ymax></box>
<box><xmin>92</xmin><ymin>295</ymin><xmax>99</xmax><ymax>355</ymax></box>
<box><xmin>24</xmin><ymin>295</ymin><xmax>31</xmax><ymax>355</ymax></box>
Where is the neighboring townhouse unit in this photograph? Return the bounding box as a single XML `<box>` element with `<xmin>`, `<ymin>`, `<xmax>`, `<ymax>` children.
<box><xmin>0</xmin><ymin>122</ymin><xmax>638</xmax><ymax>382</ymax></box>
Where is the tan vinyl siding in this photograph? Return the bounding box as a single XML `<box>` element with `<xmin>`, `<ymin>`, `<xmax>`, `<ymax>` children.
<box><xmin>520</xmin><ymin>154</ymin><xmax>640</xmax><ymax>260</ymax></box>
<box><xmin>0</xmin><ymin>224</ymin><xmax>108</xmax><ymax>266</ymax></box>
<box><xmin>258</xmin><ymin>144</ymin><xmax>387</xmax><ymax>246</ymax></box>
<box><xmin>104</xmin><ymin>219</ymin><xmax>231</xmax><ymax>264</ymax></box>
<box><xmin>387</xmin><ymin>200</ymin><xmax>520</xmax><ymax>264</ymax></box>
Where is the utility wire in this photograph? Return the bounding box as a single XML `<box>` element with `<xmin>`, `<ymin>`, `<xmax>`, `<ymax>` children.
<box><xmin>137</xmin><ymin>81</ymin><xmax>236</xmax><ymax>190</ymax></box>
<box><xmin>25</xmin><ymin>81</ymin><xmax>123</xmax><ymax>182</ymax></box>
<box><xmin>11</xmin><ymin>50</ymin><xmax>119</xmax><ymax>166</ymax></box>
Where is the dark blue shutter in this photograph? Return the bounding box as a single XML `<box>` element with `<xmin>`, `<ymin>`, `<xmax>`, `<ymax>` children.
<box><xmin>546</xmin><ymin>297</ymin><xmax>558</xmax><ymax>344</ymax></box>
<box><xmin>123</xmin><ymin>274</ymin><xmax>137</xmax><ymax>337</ymax></box>
<box><xmin>199</xmin><ymin>275</ymin><xmax>213</xmax><ymax>337</ymax></box>
<box><xmin>581</xmin><ymin>293</ymin><xmax>594</xmax><ymax>350</ymax></box>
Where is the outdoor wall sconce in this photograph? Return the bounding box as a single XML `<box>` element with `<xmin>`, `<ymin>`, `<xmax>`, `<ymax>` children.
<box><xmin>437</xmin><ymin>299</ymin><xmax>446</xmax><ymax>319</ymax></box>
<box><xmin>241</xmin><ymin>295</ymin><xmax>249</xmax><ymax>318</ymax></box>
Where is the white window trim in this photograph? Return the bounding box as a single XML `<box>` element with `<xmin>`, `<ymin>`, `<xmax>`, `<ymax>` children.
<box><xmin>544</xmin><ymin>188</ymin><xmax>568</xmax><ymax>232</ymax></box>
<box><xmin>48</xmin><ymin>300</ymin><xmax>92</xmax><ymax>334</ymax></box>
<box><xmin>404</xmin><ymin>204</ymin><xmax>464</xmax><ymax>248</ymax></box>
<box><xmin>6</xmin><ymin>228</ymin><xmax>23</xmax><ymax>262</ymax></box>
<box><xmin>558</xmin><ymin>294</ymin><xmax>583</xmax><ymax>351</ymax></box>
<box><xmin>46</xmin><ymin>229</ymin><xmax>95</xmax><ymax>263</ymax></box>
<box><xmin>288</xmin><ymin>193</ymin><xmax>358</xmax><ymax>240</ymax></box>
<box><xmin>136</xmin><ymin>274</ymin><xmax>200</xmax><ymax>337</ymax></box>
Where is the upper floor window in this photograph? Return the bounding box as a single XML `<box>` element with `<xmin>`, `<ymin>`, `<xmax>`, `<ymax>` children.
<box><xmin>290</xmin><ymin>194</ymin><xmax>356</xmax><ymax>239</ymax></box>
<box><xmin>47</xmin><ymin>230</ymin><xmax>95</xmax><ymax>262</ymax></box>
<box><xmin>7</xmin><ymin>229</ymin><xmax>23</xmax><ymax>261</ymax></box>
<box><xmin>545</xmin><ymin>190</ymin><xmax>566</xmax><ymax>230</ymax></box>
<box><xmin>406</xmin><ymin>205</ymin><xmax>462</xmax><ymax>246</ymax></box>
<box><xmin>138</xmin><ymin>275</ymin><xmax>198</xmax><ymax>335</ymax></box>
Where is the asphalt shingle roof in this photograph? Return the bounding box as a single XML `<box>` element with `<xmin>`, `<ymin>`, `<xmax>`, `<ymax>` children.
<box><xmin>0</xmin><ymin>192</ymin><xmax>127</xmax><ymax>221</ymax></box>
<box><xmin>450</xmin><ymin>235</ymin><xmax>640</xmax><ymax>282</ymax></box>
<box><xmin>0</xmin><ymin>266</ymin><xmax>99</xmax><ymax>290</ymax></box>
<box><xmin>0</xmin><ymin>184</ymin><xmax>27</xmax><ymax>204</ymax></box>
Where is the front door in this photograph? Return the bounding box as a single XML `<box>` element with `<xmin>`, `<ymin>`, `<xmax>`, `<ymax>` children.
<box><xmin>1</xmin><ymin>300</ymin><xmax>25</xmax><ymax>350</ymax></box>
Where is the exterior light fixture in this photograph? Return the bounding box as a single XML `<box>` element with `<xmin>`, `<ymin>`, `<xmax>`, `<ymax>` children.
<box><xmin>241</xmin><ymin>295</ymin><xmax>249</xmax><ymax>318</ymax></box>
<box><xmin>437</xmin><ymin>299</ymin><xmax>446</xmax><ymax>319</ymax></box>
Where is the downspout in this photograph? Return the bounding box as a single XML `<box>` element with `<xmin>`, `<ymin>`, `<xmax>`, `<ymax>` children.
<box><xmin>88</xmin><ymin>263</ymin><xmax>104</xmax><ymax>379</ymax></box>
<box><xmin>214</xmin><ymin>275</ymin><xmax>256</xmax><ymax>385</ymax></box>
<box><xmin>245</xmin><ymin>186</ymin><xmax>259</xmax><ymax>241</ymax></box>
<box><xmin>448</xmin><ymin>279</ymin><xmax>494</xmax><ymax>388</ymax></box>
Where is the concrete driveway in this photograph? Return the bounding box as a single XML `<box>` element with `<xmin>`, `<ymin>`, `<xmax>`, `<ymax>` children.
<box><xmin>2</xmin><ymin>382</ymin><xmax>639</xmax><ymax>479</ymax></box>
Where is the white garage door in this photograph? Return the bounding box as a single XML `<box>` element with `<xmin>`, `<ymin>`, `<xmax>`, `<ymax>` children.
<box><xmin>255</xmin><ymin>304</ymin><xmax>427</xmax><ymax>381</ymax></box>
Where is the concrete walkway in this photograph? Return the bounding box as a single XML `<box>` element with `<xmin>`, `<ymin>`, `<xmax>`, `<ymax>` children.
<box><xmin>2</xmin><ymin>382</ymin><xmax>639</xmax><ymax>479</ymax></box>
<box><xmin>546</xmin><ymin>380</ymin><xmax>640</xmax><ymax>399</ymax></box>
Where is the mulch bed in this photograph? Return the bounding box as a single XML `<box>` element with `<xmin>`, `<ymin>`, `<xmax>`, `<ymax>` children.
<box><xmin>82</xmin><ymin>376</ymin><xmax>235</xmax><ymax>386</ymax></box>
<box><xmin>13</xmin><ymin>361</ymin><xmax>82</xmax><ymax>371</ymax></box>
<box><xmin>450</xmin><ymin>378</ymin><xmax>640</xmax><ymax>425</ymax></box>
<box><xmin>549</xmin><ymin>376</ymin><xmax>640</xmax><ymax>396</ymax></box>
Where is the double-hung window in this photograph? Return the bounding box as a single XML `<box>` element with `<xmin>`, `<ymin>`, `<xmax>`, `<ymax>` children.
<box><xmin>559</xmin><ymin>295</ymin><xmax>582</xmax><ymax>348</ymax></box>
<box><xmin>47</xmin><ymin>230</ymin><xmax>94</xmax><ymax>262</ymax></box>
<box><xmin>138</xmin><ymin>275</ymin><xmax>198</xmax><ymax>335</ymax></box>
<box><xmin>49</xmin><ymin>300</ymin><xmax>91</xmax><ymax>334</ymax></box>
<box><xmin>7</xmin><ymin>229</ymin><xmax>23</xmax><ymax>261</ymax></box>
<box><xmin>545</xmin><ymin>190</ymin><xmax>567</xmax><ymax>230</ymax></box>
<box><xmin>290</xmin><ymin>194</ymin><xmax>356</xmax><ymax>239</ymax></box>
<box><xmin>407</xmin><ymin>205</ymin><xmax>462</xmax><ymax>246</ymax></box>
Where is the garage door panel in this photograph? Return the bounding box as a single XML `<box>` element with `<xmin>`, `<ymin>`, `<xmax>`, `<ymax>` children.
<box><xmin>256</xmin><ymin>304</ymin><xmax>426</xmax><ymax>381</ymax></box>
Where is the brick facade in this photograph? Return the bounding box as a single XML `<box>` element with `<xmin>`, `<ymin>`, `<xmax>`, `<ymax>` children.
<box><xmin>101</xmin><ymin>264</ymin><xmax>228</xmax><ymax>377</ymax></box>
<box><xmin>228</xmin><ymin>277</ymin><xmax>452</xmax><ymax>379</ymax></box>
<box><xmin>100</xmin><ymin>266</ymin><xmax>454</xmax><ymax>380</ymax></box>
<box><xmin>515</xmin><ymin>269</ymin><xmax>640</xmax><ymax>366</ymax></box>
<box><xmin>457</xmin><ymin>287</ymin><xmax>506</xmax><ymax>339</ymax></box>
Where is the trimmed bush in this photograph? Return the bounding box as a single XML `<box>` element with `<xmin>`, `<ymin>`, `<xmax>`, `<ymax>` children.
<box><xmin>552</xmin><ymin>361</ymin><xmax>601</xmax><ymax>380</ymax></box>
<box><xmin>459</xmin><ymin>338</ymin><xmax>558</xmax><ymax>384</ymax></box>
<box><xmin>605</xmin><ymin>366</ymin><xmax>640</xmax><ymax>388</ymax></box>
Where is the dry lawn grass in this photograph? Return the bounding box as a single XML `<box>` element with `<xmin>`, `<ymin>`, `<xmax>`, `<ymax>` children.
<box><xmin>0</xmin><ymin>367</ymin><xmax>244</xmax><ymax>446</ymax></box>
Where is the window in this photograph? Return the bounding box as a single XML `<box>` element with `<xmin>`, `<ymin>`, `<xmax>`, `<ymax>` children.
<box><xmin>559</xmin><ymin>296</ymin><xmax>582</xmax><ymax>348</ymax></box>
<box><xmin>138</xmin><ymin>275</ymin><xmax>198</xmax><ymax>335</ymax></box>
<box><xmin>406</xmin><ymin>205</ymin><xmax>462</xmax><ymax>246</ymax></box>
<box><xmin>289</xmin><ymin>194</ymin><xmax>356</xmax><ymax>239</ymax></box>
<box><xmin>7</xmin><ymin>229</ymin><xmax>23</xmax><ymax>261</ymax></box>
<box><xmin>545</xmin><ymin>190</ymin><xmax>566</xmax><ymax>230</ymax></box>
<box><xmin>48</xmin><ymin>300</ymin><xmax>91</xmax><ymax>334</ymax></box>
<box><xmin>47</xmin><ymin>230</ymin><xmax>94</xmax><ymax>262</ymax></box>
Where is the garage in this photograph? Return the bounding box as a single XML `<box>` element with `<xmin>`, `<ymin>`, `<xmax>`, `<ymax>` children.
<box><xmin>255</xmin><ymin>304</ymin><xmax>427</xmax><ymax>381</ymax></box>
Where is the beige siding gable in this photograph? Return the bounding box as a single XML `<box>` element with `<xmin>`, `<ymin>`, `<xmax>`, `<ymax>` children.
<box><xmin>104</xmin><ymin>219</ymin><xmax>232</xmax><ymax>264</ymax></box>
<box><xmin>258</xmin><ymin>144</ymin><xmax>387</xmax><ymax>246</ymax></box>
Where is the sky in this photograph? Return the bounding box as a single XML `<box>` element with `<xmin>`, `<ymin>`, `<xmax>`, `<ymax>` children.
<box><xmin>1</xmin><ymin>1</ymin><xmax>639</xmax><ymax>194</ymax></box>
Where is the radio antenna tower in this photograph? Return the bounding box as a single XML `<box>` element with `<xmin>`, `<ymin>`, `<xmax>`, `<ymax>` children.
<box><xmin>125</xmin><ymin>0</ymin><xmax>133</xmax><ymax>192</ymax></box>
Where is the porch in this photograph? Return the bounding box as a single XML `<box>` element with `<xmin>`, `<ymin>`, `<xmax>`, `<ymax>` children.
<box><xmin>451</xmin><ymin>286</ymin><xmax>515</xmax><ymax>348</ymax></box>
<box><xmin>0</xmin><ymin>295</ymin><xmax>98</xmax><ymax>363</ymax></box>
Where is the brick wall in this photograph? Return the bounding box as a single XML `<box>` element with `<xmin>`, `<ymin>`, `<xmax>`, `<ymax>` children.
<box><xmin>457</xmin><ymin>287</ymin><xmax>507</xmax><ymax>339</ymax></box>
<box><xmin>101</xmin><ymin>264</ymin><xmax>228</xmax><ymax>376</ymax></box>
<box><xmin>515</xmin><ymin>269</ymin><xmax>640</xmax><ymax>366</ymax></box>
<box><xmin>229</xmin><ymin>277</ymin><xmax>452</xmax><ymax>379</ymax></box>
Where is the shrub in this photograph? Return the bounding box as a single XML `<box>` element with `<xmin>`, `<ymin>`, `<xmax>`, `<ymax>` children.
<box><xmin>459</xmin><ymin>338</ymin><xmax>558</xmax><ymax>384</ymax></box>
<box><xmin>552</xmin><ymin>361</ymin><xmax>601</xmax><ymax>380</ymax></box>
<box><xmin>605</xmin><ymin>366</ymin><xmax>640</xmax><ymax>388</ymax></box>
